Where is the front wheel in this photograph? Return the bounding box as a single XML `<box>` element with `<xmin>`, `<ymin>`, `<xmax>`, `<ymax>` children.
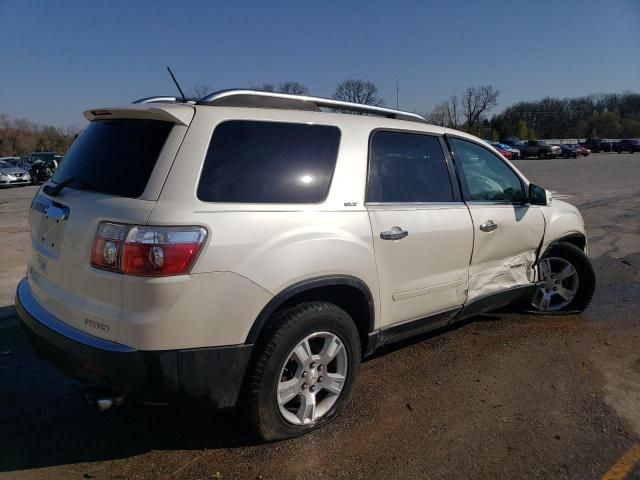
<box><xmin>538</xmin><ymin>150</ymin><xmax>547</xmax><ymax>159</ymax></box>
<box><xmin>529</xmin><ymin>242</ymin><xmax>596</xmax><ymax>313</ymax></box>
<box><xmin>244</xmin><ymin>302</ymin><xmax>361</xmax><ymax>441</ymax></box>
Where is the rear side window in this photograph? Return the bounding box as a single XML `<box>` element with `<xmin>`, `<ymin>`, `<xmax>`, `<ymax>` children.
<box><xmin>367</xmin><ymin>131</ymin><xmax>453</xmax><ymax>203</ymax></box>
<box><xmin>52</xmin><ymin>119</ymin><xmax>172</xmax><ymax>198</ymax></box>
<box><xmin>197</xmin><ymin>121</ymin><xmax>340</xmax><ymax>203</ymax></box>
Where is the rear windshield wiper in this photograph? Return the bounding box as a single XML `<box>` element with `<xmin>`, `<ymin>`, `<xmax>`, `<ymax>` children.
<box><xmin>43</xmin><ymin>176</ymin><xmax>93</xmax><ymax>197</ymax></box>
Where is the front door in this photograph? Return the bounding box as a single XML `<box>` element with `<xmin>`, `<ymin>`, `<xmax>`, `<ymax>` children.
<box><xmin>448</xmin><ymin>136</ymin><xmax>545</xmax><ymax>302</ymax></box>
<box><xmin>366</xmin><ymin>130</ymin><xmax>474</xmax><ymax>328</ymax></box>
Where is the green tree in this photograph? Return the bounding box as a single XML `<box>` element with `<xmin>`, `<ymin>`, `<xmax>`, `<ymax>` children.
<box><xmin>516</xmin><ymin>120</ymin><xmax>528</xmax><ymax>141</ymax></box>
<box><xmin>588</xmin><ymin>112</ymin><xmax>622</xmax><ymax>138</ymax></box>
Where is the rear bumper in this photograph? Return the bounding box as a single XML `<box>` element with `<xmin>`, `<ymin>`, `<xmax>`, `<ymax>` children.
<box><xmin>15</xmin><ymin>278</ymin><xmax>253</xmax><ymax>409</ymax></box>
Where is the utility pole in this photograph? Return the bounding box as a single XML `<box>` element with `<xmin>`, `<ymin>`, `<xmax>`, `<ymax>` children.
<box><xmin>394</xmin><ymin>75</ymin><xmax>399</xmax><ymax>109</ymax></box>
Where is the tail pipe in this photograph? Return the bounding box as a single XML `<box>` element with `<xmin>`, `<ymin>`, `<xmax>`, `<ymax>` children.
<box><xmin>84</xmin><ymin>389</ymin><xmax>126</xmax><ymax>412</ymax></box>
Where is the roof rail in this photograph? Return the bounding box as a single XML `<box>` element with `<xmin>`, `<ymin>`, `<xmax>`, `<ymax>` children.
<box><xmin>197</xmin><ymin>89</ymin><xmax>427</xmax><ymax>123</ymax></box>
<box><xmin>132</xmin><ymin>96</ymin><xmax>196</xmax><ymax>104</ymax></box>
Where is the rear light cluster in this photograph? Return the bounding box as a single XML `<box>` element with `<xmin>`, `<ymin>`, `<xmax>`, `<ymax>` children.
<box><xmin>90</xmin><ymin>222</ymin><xmax>207</xmax><ymax>276</ymax></box>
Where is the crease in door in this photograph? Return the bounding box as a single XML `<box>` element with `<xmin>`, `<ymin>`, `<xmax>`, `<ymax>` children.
<box><xmin>392</xmin><ymin>278</ymin><xmax>467</xmax><ymax>301</ymax></box>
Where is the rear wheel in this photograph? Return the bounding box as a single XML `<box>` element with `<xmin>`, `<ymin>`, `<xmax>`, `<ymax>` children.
<box><xmin>244</xmin><ymin>302</ymin><xmax>361</xmax><ymax>441</ymax></box>
<box><xmin>529</xmin><ymin>242</ymin><xmax>595</xmax><ymax>313</ymax></box>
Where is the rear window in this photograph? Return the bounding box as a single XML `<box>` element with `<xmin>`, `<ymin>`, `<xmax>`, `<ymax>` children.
<box><xmin>52</xmin><ymin>119</ymin><xmax>172</xmax><ymax>198</ymax></box>
<box><xmin>197</xmin><ymin>121</ymin><xmax>340</xmax><ymax>203</ymax></box>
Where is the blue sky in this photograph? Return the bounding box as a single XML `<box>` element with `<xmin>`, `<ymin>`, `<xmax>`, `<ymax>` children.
<box><xmin>1</xmin><ymin>0</ymin><xmax>639</xmax><ymax>127</ymax></box>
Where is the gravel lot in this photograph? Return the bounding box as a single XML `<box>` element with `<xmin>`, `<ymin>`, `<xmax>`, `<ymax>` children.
<box><xmin>1</xmin><ymin>153</ymin><xmax>639</xmax><ymax>479</ymax></box>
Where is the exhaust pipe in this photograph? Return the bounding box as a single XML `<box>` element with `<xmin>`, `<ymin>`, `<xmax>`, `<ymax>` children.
<box><xmin>84</xmin><ymin>389</ymin><xmax>126</xmax><ymax>412</ymax></box>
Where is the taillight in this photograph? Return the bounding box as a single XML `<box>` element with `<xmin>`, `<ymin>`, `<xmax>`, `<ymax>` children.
<box><xmin>90</xmin><ymin>222</ymin><xmax>207</xmax><ymax>276</ymax></box>
<box><xmin>90</xmin><ymin>222</ymin><xmax>129</xmax><ymax>272</ymax></box>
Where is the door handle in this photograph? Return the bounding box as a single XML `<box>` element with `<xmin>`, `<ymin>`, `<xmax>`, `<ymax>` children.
<box><xmin>380</xmin><ymin>227</ymin><xmax>409</xmax><ymax>240</ymax></box>
<box><xmin>479</xmin><ymin>220</ymin><xmax>498</xmax><ymax>232</ymax></box>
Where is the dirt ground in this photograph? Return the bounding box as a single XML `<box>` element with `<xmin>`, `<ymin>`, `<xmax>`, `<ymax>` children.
<box><xmin>1</xmin><ymin>153</ymin><xmax>639</xmax><ymax>479</ymax></box>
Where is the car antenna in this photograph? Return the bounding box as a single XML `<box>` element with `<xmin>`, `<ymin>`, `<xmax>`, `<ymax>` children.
<box><xmin>166</xmin><ymin>66</ymin><xmax>186</xmax><ymax>102</ymax></box>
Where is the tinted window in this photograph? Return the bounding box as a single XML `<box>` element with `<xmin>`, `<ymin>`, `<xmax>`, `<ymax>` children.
<box><xmin>52</xmin><ymin>119</ymin><xmax>172</xmax><ymax>198</ymax></box>
<box><xmin>450</xmin><ymin>137</ymin><xmax>525</xmax><ymax>203</ymax></box>
<box><xmin>197</xmin><ymin>121</ymin><xmax>340</xmax><ymax>203</ymax></box>
<box><xmin>367</xmin><ymin>131</ymin><xmax>453</xmax><ymax>203</ymax></box>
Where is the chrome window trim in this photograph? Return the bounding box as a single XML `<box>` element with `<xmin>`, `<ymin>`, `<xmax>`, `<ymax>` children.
<box><xmin>365</xmin><ymin>201</ymin><xmax>466</xmax><ymax>207</ymax></box>
<box><xmin>465</xmin><ymin>201</ymin><xmax>531</xmax><ymax>206</ymax></box>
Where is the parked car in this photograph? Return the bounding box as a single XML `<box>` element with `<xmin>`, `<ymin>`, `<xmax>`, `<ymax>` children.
<box><xmin>504</xmin><ymin>140</ymin><xmax>555</xmax><ymax>159</ymax></box>
<box><xmin>0</xmin><ymin>160</ymin><xmax>31</xmax><ymax>187</ymax></box>
<box><xmin>29</xmin><ymin>151</ymin><xmax>61</xmax><ymax>168</ymax></box>
<box><xmin>568</xmin><ymin>144</ymin><xmax>590</xmax><ymax>156</ymax></box>
<box><xmin>613</xmin><ymin>139</ymin><xmax>640</xmax><ymax>153</ymax></box>
<box><xmin>16</xmin><ymin>90</ymin><xmax>596</xmax><ymax>441</ymax></box>
<box><xmin>494</xmin><ymin>145</ymin><xmax>513</xmax><ymax>159</ymax></box>
<box><xmin>495</xmin><ymin>142</ymin><xmax>521</xmax><ymax>159</ymax></box>
<box><xmin>29</xmin><ymin>159</ymin><xmax>57</xmax><ymax>184</ymax></box>
<box><xmin>583</xmin><ymin>138</ymin><xmax>613</xmax><ymax>153</ymax></box>
<box><xmin>557</xmin><ymin>144</ymin><xmax>578</xmax><ymax>158</ymax></box>
<box><xmin>2</xmin><ymin>156</ymin><xmax>33</xmax><ymax>170</ymax></box>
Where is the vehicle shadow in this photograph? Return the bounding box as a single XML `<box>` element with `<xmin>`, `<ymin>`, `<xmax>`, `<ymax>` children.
<box><xmin>0</xmin><ymin>306</ymin><xmax>512</xmax><ymax>473</ymax></box>
<box><xmin>0</xmin><ymin>306</ymin><xmax>262</xmax><ymax>473</ymax></box>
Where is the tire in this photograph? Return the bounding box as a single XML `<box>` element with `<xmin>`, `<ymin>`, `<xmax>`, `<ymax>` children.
<box><xmin>538</xmin><ymin>150</ymin><xmax>547</xmax><ymax>159</ymax></box>
<box><xmin>244</xmin><ymin>302</ymin><xmax>361</xmax><ymax>441</ymax></box>
<box><xmin>528</xmin><ymin>242</ymin><xmax>596</xmax><ymax>313</ymax></box>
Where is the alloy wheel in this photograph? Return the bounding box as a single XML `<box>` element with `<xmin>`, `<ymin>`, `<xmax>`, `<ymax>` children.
<box><xmin>532</xmin><ymin>256</ymin><xmax>580</xmax><ymax>311</ymax></box>
<box><xmin>277</xmin><ymin>331</ymin><xmax>348</xmax><ymax>426</ymax></box>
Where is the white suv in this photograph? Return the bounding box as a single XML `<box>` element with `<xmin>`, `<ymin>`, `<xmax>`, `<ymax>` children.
<box><xmin>16</xmin><ymin>90</ymin><xmax>596</xmax><ymax>440</ymax></box>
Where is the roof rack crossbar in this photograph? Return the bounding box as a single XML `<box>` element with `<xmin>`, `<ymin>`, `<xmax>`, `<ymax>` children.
<box><xmin>197</xmin><ymin>89</ymin><xmax>427</xmax><ymax>123</ymax></box>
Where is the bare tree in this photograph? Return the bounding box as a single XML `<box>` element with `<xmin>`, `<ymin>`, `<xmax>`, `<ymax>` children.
<box><xmin>427</xmin><ymin>102</ymin><xmax>448</xmax><ymax>126</ymax></box>
<box><xmin>427</xmin><ymin>95</ymin><xmax>461</xmax><ymax>128</ymax></box>
<box><xmin>462</xmin><ymin>85</ymin><xmax>499</xmax><ymax>133</ymax></box>
<box><xmin>190</xmin><ymin>83</ymin><xmax>213</xmax><ymax>100</ymax></box>
<box><xmin>278</xmin><ymin>81</ymin><xmax>309</xmax><ymax>95</ymax></box>
<box><xmin>252</xmin><ymin>83</ymin><xmax>276</xmax><ymax>92</ymax></box>
<box><xmin>445</xmin><ymin>95</ymin><xmax>460</xmax><ymax>129</ymax></box>
<box><xmin>333</xmin><ymin>80</ymin><xmax>383</xmax><ymax>109</ymax></box>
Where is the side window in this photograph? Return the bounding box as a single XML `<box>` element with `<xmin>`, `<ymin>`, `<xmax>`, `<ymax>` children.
<box><xmin>366</xmin><ymin>131</ymin><xmax>454</xmax><ymax>203</ymax></box>
<box><xmin>197</xmin><ymin>121</ymin><xmax>340</xmax><ymax>203</ymax></box>
<box><xmin>450</xmin><ymin>137</ymin><xmax>525</xmax><ymax>203</ymax></box>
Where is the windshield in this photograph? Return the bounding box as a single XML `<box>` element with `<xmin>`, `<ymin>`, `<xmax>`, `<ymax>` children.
<box><xmin>52</xmin><ymin>119</ymin><xmax>173</xmax><ymax>198</ymax></box>
<box><xmin>31</xmin><ymin>152</ymin><xmax>57</xmax><ymax>161</ymax></box>
<box><xmin>0</xmin><ymin>161</ymin><xmax>12</xmax><ymax>168</ymax></box>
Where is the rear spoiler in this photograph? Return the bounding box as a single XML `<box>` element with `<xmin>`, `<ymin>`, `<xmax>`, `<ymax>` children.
<box><xmin>83</xmin><ymin>103</ymin><xmax>194</xmax><ymax>126</ymax></box>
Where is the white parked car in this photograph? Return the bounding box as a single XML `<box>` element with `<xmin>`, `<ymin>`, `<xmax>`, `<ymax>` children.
<box><xmin>549</xmin><ymin>144</ymin><xmax>561</xmax><ymax>157</ymax></box>
<box><xmin>0</xmin><ymin>160</ymin><xmax>31</xmax><ymax>186</ymax></box>
<box><xmin>17</xmin><ymin>90</ymin><xmax>596</xmax><ymax>440</ymax></box>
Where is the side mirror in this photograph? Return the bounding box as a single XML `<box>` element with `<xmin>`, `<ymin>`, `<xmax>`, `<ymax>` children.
<box><xmin>529</xmin><ymin>183</ymin><xmax>552</xmax><ymax>206</ymax></box>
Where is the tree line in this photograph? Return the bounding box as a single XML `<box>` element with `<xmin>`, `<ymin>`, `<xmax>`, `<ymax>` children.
<box><xmin>0</xmin><ymin>114</ymin><xmax>80</xmax><ymax>157</ymax></box>
<box><xmin>490</xmin><ymin>92</ymin><xmax>640</xmax><ymax>140</ymax></box>
<box><xmin>3</xmin><ymin>81</ymin><xmax>639</xmax><ymax>157</ymax></box>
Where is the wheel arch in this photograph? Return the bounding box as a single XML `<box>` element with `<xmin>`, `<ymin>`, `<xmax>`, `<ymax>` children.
<box><xmin>543</xmin><ymin>232</ymin><xmax>587</xmax><ymax>255</ymax></box>
<box><xmin>245</xmin><ymin>275</ymin><xmax>375</xmax><ymax>356</ymax></box>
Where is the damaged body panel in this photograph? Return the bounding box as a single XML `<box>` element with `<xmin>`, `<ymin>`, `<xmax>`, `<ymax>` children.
<box><xmin>465</xmin><ymin>204</ymin><xmax>545</xmax><ymax>303</ymax></box>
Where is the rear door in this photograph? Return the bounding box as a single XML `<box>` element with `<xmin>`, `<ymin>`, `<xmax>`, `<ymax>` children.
<box><xmin>27</xmin><ymin>112</ymin><xmax>191</xmax><ymax>342</ymax></box>
<box><xmin>447</xmin><ymin>136</ymin><xmax>544</xmax><ymax>302</ymax></box>
<box><xmin>367</xmin><ymin>130</ymin><xmax>473</xmax><ymax>329</ymax></box>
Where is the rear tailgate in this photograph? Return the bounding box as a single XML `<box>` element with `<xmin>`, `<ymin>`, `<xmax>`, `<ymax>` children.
<box><xmin>27</xmin><ymin>104</ymin><xmax>193</xmax><ymax>345</ymax></box>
